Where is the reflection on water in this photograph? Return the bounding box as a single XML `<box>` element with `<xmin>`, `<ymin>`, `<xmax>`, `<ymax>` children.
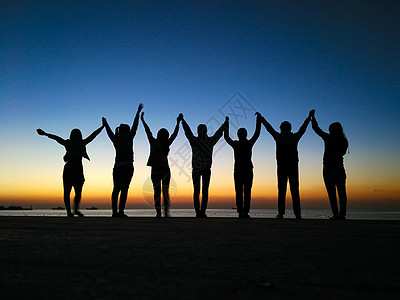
<box><xmin>0</xmin><ymin>209</ymin><xmax>399</xmax><ymax>220</ymax></box>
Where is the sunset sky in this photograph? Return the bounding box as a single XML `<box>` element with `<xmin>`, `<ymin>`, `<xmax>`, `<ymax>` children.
<box><xmin>1</xmin><ymin>0</ymin><xmax>399</xmax><ymax>210</ymax></box>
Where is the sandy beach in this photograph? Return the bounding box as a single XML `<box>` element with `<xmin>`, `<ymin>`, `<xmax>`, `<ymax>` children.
<box><xmin>0</xmin><ymin>216</ymin><xmax>399</xmax><ymax>299</ymax></box>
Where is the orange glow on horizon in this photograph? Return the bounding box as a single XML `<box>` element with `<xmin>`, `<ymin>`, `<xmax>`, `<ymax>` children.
<box><xmin>1</xmin><ymin>161</ymin><xmax>399</xmax><ymax>209</ymax></box>
<box><xmin>1</xmin><ymin>190</ymin><xmax>399</xmax><ymax>210</ymax></box>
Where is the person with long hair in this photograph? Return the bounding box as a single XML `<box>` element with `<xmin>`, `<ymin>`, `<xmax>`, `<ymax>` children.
<box><xmin>102</xmin><ymin>103</ymin><xmax>143</xmax><ymax>217</ymax></box>
<box><xmin>311</xmin><ymin>113</ymin><xmax>348</xmax><ymax>220</ymax></box>
<box><xmin>141</xmin><ymin>112</ymin><xmax>183</xmax><ymax>217</ymax></box>
<box><xmin>37</xmin><ymin>124</ymin><xmax>104</xmax><ymax>217</ymax></box>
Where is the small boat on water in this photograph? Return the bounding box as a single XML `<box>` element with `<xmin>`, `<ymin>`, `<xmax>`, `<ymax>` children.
<box><xmin>86</xmin><ymin>207</ymin><xmax>98</xmax><ymax>210</ymax></box>
<box><xmin>52</xmin><ymin>207</ymin><xmax>64</xmax><ymax>210</ymax></box>
<box><xmin>0</xmin><ymin>205</ymin><xmax>33</xmax><ymax>210</ymax></box>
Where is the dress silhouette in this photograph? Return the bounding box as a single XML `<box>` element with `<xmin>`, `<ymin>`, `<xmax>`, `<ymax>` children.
<box><xmin>181</xmin><ymin>116</ymin><xmax>226</xmax><ymax>217</ymax></box>
<box><xmin>312</xmin><ymin>114</ymin><xmax>348</xmax><ymax>220</ymax></box>
<box><xmin>141</xmin><ymin>112</ymin><xmax>182</xmax><ymax>217</ymax></box>
<box><xmin>37</xmin><ymin>124</ymin><xmax>104</xmax><ymax>217</ymax></box>
<box><xmin>224</xmin><ymin>114</ymin><xmax>261</xmax><ymax>218</ymax></box>
<box><xmin>102</xmin><ymin>103</ymin><xmax>143</xmax><ymax>217</ymax></box>
<box><xmin>260</xmin><ymin>110</ymin><xmax>314</xmax><ymax>219</ymax></box>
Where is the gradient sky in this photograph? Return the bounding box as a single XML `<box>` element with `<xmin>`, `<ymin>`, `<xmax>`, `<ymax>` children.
<box><xmin>1</xmin><ymin>0</ymin><xmax>399</xmax><ymax>209</ymax></box>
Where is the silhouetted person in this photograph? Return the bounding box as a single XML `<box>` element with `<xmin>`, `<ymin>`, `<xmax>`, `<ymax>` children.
<box><xmin>224</xmin><ymin>113</ymin><xmax>261</xmax><ymax>218</ymax></box>
<box><xmin>141</xmin><ymin>112</ymin><xmax>182</xmax><ymax>217</ymax></box>
<box><xmin>102</xmin><ymin>103</ymin><xmax>143</xmax><ymax>217</ymax></box>
<box><xmin>311</xmin><ymin>113</ymin><xmax>348</xmax><ymax>220</ymax></box>
<box><xmin>260</xmin><ymin>110</ymin><xmax>314</xmax><ymax>219</ymax></box>
<box><xmin>36</xmin><ymin>124</ymin><xmax>104</xmax><ymax>217</ymax></box>
<box><xmin>181</xmin><ymin>115</ymin><xmax>226</xmax><ymax>217</ymax></box>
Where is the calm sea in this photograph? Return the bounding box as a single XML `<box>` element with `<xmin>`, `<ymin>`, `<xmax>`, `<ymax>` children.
<box><xmin>0</xmin><ymin>209</ymin><xmax>399</xmax><ymax>220</ymax></box>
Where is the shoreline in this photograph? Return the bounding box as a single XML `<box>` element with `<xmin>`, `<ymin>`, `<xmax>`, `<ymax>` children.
<box><xmin>1</xmin><ymin>217</ymin><xmax>399</xmax><ymax>299</ymax></box>
<box><xmin>1</xmin><ymin>208</ymin><xmax>400</xmax><ymax>221</ymax></box>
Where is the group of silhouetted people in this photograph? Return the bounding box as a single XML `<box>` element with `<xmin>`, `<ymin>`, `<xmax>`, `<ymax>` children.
<box><xmin>37</xmin><ymin>105</ymin><xmax>348</xmax><ymax>220</ymax></box>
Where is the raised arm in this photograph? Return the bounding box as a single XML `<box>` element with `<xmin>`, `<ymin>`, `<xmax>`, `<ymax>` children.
<box><xmin>311</xmin><ymin>113</ymin><xmax>328</xmax><ymax>139</ymax></box>
<box><xmin>295</xmin><ymin>110</ymin><xmax>314</xmax><ymax>139</ymax></box>
<box><xmin>84</xmin><ymin>123</ymin><xmax>104</xmax><ymax>145</ymax></box>
<box><xmin>168</xmin><ymin>113</ymin><xmax>183</xmax><ymax>145</ymax></box>
<box><xmin>102</xmin><ymin>117</ymin><xmax>115</xmax><ymax>142</ymax></box>
<box><xmin>141</xmin><ymin>112</ymin><xmax>154</xmax><ymax>141</ymax></box>
<box><xmin>223</xmin><ymin>116</ymin><xmax>234</xmax><ymax>147</ymax></box>
<box><xmin>131</xmin><ymin>103</ymin><xmax>144</xmax><ymax>138</ymax></box>
<box><xmin>210</xmin><ymin>120</ymin><xmax>226</xmax><ymax>145</ymax></box>
<box><xmin>259</xmin><ymin>114</ymin><xmax>279</xmax><ymax>139</ymax></box>
<box><xmin>181</xmin><ymin>116</ymin><xmax>194</xmax><ymax>141</ymax></box>
<box><xmin>249</xmin><ymin>113</ymin><xmax>262</xmax><ymax>144</ymax></box>
<box><xmin>36</xmin><ymin>129</ymin><xmax>66</xmax><ymax>145</ymax></box>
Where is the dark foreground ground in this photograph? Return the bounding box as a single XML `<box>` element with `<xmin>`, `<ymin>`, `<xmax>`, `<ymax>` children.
<box><xmin>0</xmin><ymin>217</ymin><xmax>399</xmax><ymax>299</ymax></box>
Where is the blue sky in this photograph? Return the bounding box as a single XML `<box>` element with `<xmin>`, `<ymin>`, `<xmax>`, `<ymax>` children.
<box><xmin>1</xmin><ymin>0</ymin><xmax>399</xmax><ymax>208</ymax></box>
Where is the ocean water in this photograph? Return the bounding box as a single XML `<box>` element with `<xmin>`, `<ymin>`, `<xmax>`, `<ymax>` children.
<box><xmin>1</xmin><ymin>208</ymin><xmax>399</xmax><ymax>220</ymax></box>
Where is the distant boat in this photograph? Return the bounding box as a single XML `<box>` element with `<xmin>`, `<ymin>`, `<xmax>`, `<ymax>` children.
<box><xmin>0</xmin><ymin>205</ymin><xmax>33</xmax><ymax>210</ymax></box>
<box><xmin>52</xmin><ymin>207</ymin><xmax>64</xmax><ymax>210</ymax></box>
<box><xmin>86</xmin><ymin>207</ymin><xmax>98</xmax><ymax>210</ymax></box>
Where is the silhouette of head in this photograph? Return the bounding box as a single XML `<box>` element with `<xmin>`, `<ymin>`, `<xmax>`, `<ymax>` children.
<box><xmin>280</xmin><ymin>121</ymin><xmax>292</xmax><ymax>133</ymax></box>
<box><xmin>197</xmin><ymin>124</ymin><xmax>207</xmax><ymax>137</ymax></box>
<box><xmin>157</xmin><ymin>128</ymin><xmax>169</xmax><ymax>141</ymax></box>
<box><xmin>70</xmin><ymin>129</ymin><xmax>82</xmax><ymax>142</ymax></box>
<box><xmin>116</xmin><ymin>124</ymin><xmax>130</xmax><ymax>136</ymax></box>
<box><xmin>237</xmin><ymin>128</ymin><xmax>247</xmax><ymax>141</ymax></box>
<box><xmin>329</xmin><ymin>122</ymin><xmax>344</xmax><ymax>136</ymax></box>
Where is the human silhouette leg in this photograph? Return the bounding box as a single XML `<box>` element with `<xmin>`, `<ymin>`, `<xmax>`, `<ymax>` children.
<box><xmin>326</xmin><ymin>183</ymin><xmax>338</xmax><ymax>217</ymax></box>
<box><xmin>73</xmin><ymin>183</ymin><xmax>84</xmax><ymax>217</ymax></box>
<box><xmin>111</xmin><ymin>188</ymin><xmax>120</xmax><ymax>216</ymax></box>
<box><xmin>323</xmin><ymin>167</ymin><xmax>339</xmax><ymax>218</ymax></box>
<box><xmin>288</xmin><ymin>167</ymin><xmax>301</xmax><ymax>218</ymax></box>
<box><xmin>337</xmin><ymin>182</ymin><xmax>347</xmax><ymax>218</ymax></box>
<box><xmin>234</xmin><ymin>171</ymin><xmax>244</xmax><ymax>215</ymax></box>
<box><xmin>119</xmin><ymin>188</ymin><xmax>128</xmax><ymax>217</ymax></box>
<box><xmin>200</xmin><ymin>169</ymin><xmax>211</xmax><ymax>215</ymax></box>
<box><xmin>277</xmin><ymin>165</ymin><xmax>288</xmax><ymax>218</ymax></box>
<box><xmin>62</xmin><ymin>162</ymin><xmax>84</xmax><ymax>217</ymax></box>
<box><xmin>337</xmin><ymin>168</ymin><xmax>347</xmax><ymax>219</ymax></box>
<box><xmin>243</xmin><ymin>170</ymin><xmax>253</xmax><ymax>215</ymax></box>
<box><xmin>63</xmin><ymin>181</ymin><xmax>74</xmax><ymax>217</ymax></box>
<box><xmin>161</xmin><ymin>168</ymin><xmax>171</xmax><ymax>217</ymax></box>
<box><xmin>113</xmin><ymin>164</ymin><xmax>133</xmax><ymax>217</ymax></box>
<box><xmin>112</xmin><ymin>167</ymin><xmax>120</xmax><ymax>216</ymax></box>
<box><xmin>151</xmin><ymin>170</ymin><xmax>162</xmax><ymax>217</ymax></box>
<box><xmin>192</xmin><ymin>169</ymin><xmax>201</xmax><ymax>215</ymax></box>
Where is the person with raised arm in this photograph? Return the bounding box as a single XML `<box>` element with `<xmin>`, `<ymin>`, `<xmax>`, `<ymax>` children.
<box><xmin>102</xmin><ymin>103</ymin><xmax>143</xmax><ymax>217</ymax></box>
<box><xmin>224</xmin><ymin>113</ymin><xmax>261</xmax><ymax>218</ymax></box>
<box><xmin>36</xmin><ymin>123</ymin><xmax>104</xmax><ymax>217</ymax></box>
<box><xmin>259</xmin><ymin>110</ymin><xmax>314</xmax><ymax>219</ymax></box>
<box><xmin>180</xmin><ymin>115</ymin><xmax>226</xmax><ymax>217</ymax></box>
<box><xmin>141</xmin><ymin>111</ymin><xmax>183</xmax><ymax>217</ymax></box>
<box><xmin>311</xmin><ymin>112</ymin><xmax>348</xmax><ymax>220</ymax></box>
